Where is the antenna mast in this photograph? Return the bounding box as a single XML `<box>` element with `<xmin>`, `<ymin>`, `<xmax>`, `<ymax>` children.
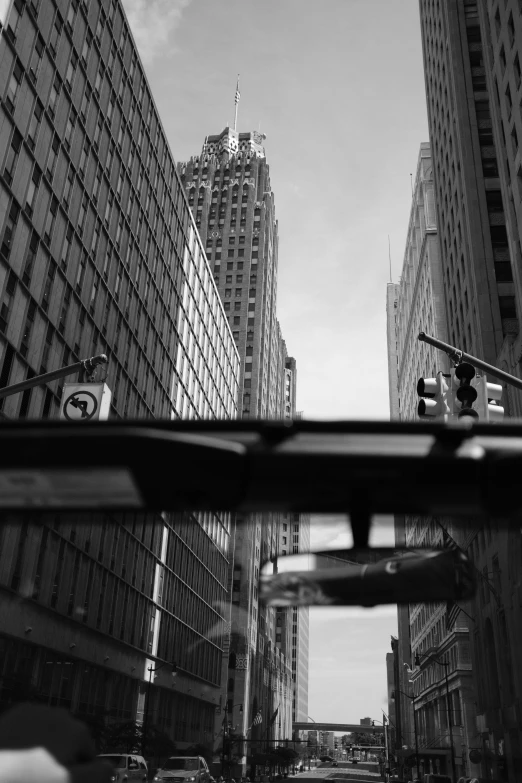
<box><xmin>234</xmin><ymin>74</ymin><xmax>240</xmax><ymax>131</ymax></box>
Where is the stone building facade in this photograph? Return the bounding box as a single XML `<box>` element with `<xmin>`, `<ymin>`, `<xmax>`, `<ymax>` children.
<box><xmin>415</xmin><ymin>2</ymin><xmax>522</xmax><ymax>779</ymax></box>
<box><xmin>178</xmin><ymin>127</ymin><xmax>307</xmax><ymax>773</ymax></box>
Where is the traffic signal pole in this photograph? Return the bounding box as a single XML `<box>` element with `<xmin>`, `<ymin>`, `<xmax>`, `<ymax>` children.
<box><xmin>0</xmin><ymin>354</ymin><xmax>108</xmax><ymax>401</ymax></box>
<box><xmin>418</xmin><ymin>332</ymin><xmax>522</xmax><ymax>392</ymax></box>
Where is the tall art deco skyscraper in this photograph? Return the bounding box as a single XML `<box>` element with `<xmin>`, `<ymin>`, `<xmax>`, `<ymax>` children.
<box><xmin>178</xmin><ymin>87</ymin><xmax>309</xmax><ymax>772</ymax></box>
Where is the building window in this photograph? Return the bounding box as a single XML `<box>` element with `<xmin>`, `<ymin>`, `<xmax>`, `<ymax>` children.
<box><xmin>48</xmin><ymin>75</ymin><xmax>60</xmax><ymax>117</ymax></box>
<box><xmin>8</xmin><ymin>0</ymin><xmax>24</xmax><ymax>37</ymax></box>
<box><xmin>25</xmin><ymin>164</ymin><xmax>42</xmax><ymax>217</ymax></box>
<box><xmin>4</xmin><ymin>129</ymin><xmax>22</xmax><ymax>185</ymax></box>
<box><xmin>82</xmin><ymin>30</ymin><xmax>93</xmax><ymax>66</ymax></box>
<box><xmin>6</xmin><ymin>60</ymin><xmax>24</xmax><ymax>113</ymax></box>
<box><xmin>46</xmin><ymin>134</ymin><xmax>60</xmax><ymax>181</ymax></box>
<box><xmin>44</xmin><ymin>197</ymin><xmax>58</xmax><ymax>245</ymax></box>
<box><xmin>499</xmin><ymin>295</ymin><xmax>516</xmax><ymax>319</ymax></box>
<box><xmin>1</xmin><ymin>202</ymin><xmax>20</xmax><ymax>259</ymax></box>
<box><xmin>65</xmin><ymin>51</ymin><xmax>77</xmax><ymax>91</ymax></box>
<box><xmin>49</xmin><ymin>13</ymin><xmax>63</xmax><ymax>55</ymax></box>
<box><xmin>30</xmin><ymin>36</ymin><xmax>45</xmax><ymax>82</ymax></box>
<box><xmin>63</xmin><ymin>167</ymin><xmax>74</xmax><ymax>208</ymax></box>
<box><xmin>27</xmin><ymin>99</ymin><xmax>43</xmax><ymax>149</ymax></box>
<box><xmin>80</xmin><ymin>85</ymin><xmax>91</xmax><ymax>123</ymax></box>
<box><xmin>64</xmin><ymin>110</ymin><xmax>76</xmax><ymax>150</ymax></box>
<box><xmin>77</xmin><ymin>194</ymin><xmax>88</xmax><ymax>234</ymax></box>
<box><xmin>41</xmin><ymin>264</ymin><xmax>55</xmax><ymax>311</ymax></box>
<box><xmin>22</xmin><ymin>231</ymin><xmax>39</xmax><ymax>286</ymax></box>
<box><xmin>66</xmin><ymin>0</ymin><xmax>78</xmax><ymax>32</ymax></box>
<box><xmin>80</xmin><ymin>141</ymin><xmax>91</xmax><ymax>177</ymax></box>
<box><xmin>61</xmin><ymin>225</ymin><xmax>73</xmax><ymax>270</ymax></box>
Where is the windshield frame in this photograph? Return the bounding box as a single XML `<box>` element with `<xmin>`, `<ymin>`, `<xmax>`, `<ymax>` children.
<box><xmin>162</xmin><ymin>758</ymin><xmax>200</xmax><ymax>771</ymax></box>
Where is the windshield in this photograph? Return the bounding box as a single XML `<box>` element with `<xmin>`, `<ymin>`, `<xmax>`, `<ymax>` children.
<box><xmin>163</xmin><ymin>760</ymin><xmax>199</xmax><ymax>771</ymax></box>
<box><xmin>0</xmin><ymin>1</ymin><xmax>517</xmax><ymax>783</ymax></box>
<box><xmin>99</xmin><ymin>756</ymin><xmax>126</xmax><ymax>769</ymax></box>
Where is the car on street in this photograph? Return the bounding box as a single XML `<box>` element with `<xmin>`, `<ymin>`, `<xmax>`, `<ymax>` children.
<box><xmin>153</xmin><ymin>756</ymin><xmax>210</xmax><ymax>783</ymax></box>
<box><xmin>97</xmin><ymin>754</ymin><xmax>148</xmax><ymax>782</ymax></box>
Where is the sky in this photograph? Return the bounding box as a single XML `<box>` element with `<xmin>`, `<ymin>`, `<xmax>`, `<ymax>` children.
<box><xmin>121</xmin><ymin>0</ymin><xmax>428</xmax><ymax>728</ymax></box>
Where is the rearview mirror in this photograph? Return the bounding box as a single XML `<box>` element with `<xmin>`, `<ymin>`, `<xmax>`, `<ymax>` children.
<box><xmin>260</xmin><ymin>547</ymin><xmax>476</xmax><ymax>607</ymax></box>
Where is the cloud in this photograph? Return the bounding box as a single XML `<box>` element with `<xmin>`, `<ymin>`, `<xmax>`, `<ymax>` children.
<box><xmin>121</xmin><ymin>0</ymin><xmax>192</xmax><ymax>64</ymax></box>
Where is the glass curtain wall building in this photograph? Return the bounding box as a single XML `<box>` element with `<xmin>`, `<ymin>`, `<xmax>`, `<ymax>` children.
<box><xmin>0</xmin><ymin>0</ymin><xmax>240</xmax><ymax>753</ymax></box>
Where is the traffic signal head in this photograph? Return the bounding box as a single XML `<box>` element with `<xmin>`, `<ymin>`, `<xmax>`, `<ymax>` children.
<box><xmin>474</xmin><ymin>375</ymin><xmax>505</xmax><ymax>422</ymax></box>
<box><xmin>417</xmin><ymin>372</ymin><xmax>450</xmax><ymax>420</ymax></box>
<box><xmin>452</xmin><ymin>362</ymin><xmax>478</xmax><ymax>420</ymax></box>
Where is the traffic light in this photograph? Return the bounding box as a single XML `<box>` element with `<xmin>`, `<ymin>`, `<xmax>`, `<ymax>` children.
<box><xmin>474</xmin><ymin>375</ymin><xmax>505</xmax><ymax>422</ymax></box>
<box><xmin>450</xmin><ymin>364</ymin><xmax>505</xmax><ymax>422</ymax></box>
<box><xmin>417</xmin><ymin>372</ymin><xmax>451</xmax><ymax>420</ymax></box>
<box><xmin>450</xmin><ymin>362</ymin><xmax>478</xmax><ymax>420</ymax></box>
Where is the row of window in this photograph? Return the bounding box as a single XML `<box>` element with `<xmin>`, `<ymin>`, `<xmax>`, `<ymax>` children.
<box><xmin>0</xmin><ymin>220</ymin><xmax>175</xmax><ymax>418</ymax></box>
<box><xmin>207</xmin><ymin>235</ymin><xmax>260</xmax><ymax>247</ymax></box>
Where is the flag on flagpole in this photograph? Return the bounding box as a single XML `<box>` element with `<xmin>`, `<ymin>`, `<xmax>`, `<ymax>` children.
<box><xmin>446</xmin><ymin>600</ymin><xmax>461</xmax><ymax>631</ymax></box>
<box><xmin>253</xmin><ymin>710</ymin><xmax>262</xmax><ymax>726</ymax></box>
<box><xmin>235</xmin><ymin>75</ymin><xmax>240</xmax><ymax>105</ymax></box>
<box><xmin>269</xmin><ymin>706</ymin><xmax>279</xmax><ymax>726</ymax></box>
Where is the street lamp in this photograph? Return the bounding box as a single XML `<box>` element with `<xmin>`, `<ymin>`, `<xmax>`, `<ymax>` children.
<box><xmin>370</xmin><ymin>717</ymin><xmax>391</xmax><ymax>777</ymax></box>
<box><xmin>391</xmin><ymin>688</ymin><xmax>420</xmax><ymax>781</ymax></box>
<box><xmin>415</xmin><ymin>651</ymin><xmax>457</xmax><ymax>783</ymax></box>
<box><xmin>142</xmin><ymin>661</ymin><xmax>178</xmax><ymax>756</ymax></box>
<box><xmin>221</xmin><ymin>702</ymin><xmax>244</xmax><ymax>777</ymax></box>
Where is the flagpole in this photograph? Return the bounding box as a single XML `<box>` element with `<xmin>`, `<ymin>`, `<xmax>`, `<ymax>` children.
<box><xmin>234</xmin><ymin>74</ymin><xmax>240</xmax><ymax>131</ymax></box>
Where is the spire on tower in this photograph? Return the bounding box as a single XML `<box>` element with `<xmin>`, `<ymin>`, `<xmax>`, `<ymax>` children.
<box><xmin>234</xmin><ymin>74</ymin><xmax>240</xmax><ymax>131</ymax></box>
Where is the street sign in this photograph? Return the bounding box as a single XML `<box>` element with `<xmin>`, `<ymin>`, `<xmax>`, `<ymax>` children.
<box><xmin>60</xmin><ymin>383</ymin><xmax>111</xmax><ymax>421</ymax></box>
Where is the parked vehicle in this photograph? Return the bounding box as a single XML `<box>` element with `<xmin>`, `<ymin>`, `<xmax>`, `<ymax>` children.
<box><xmin>153</xmin><ymin>756</ymin><xmax>210</xmax><ymax>783</ymax></box>
<box><xmin>97</xmin><ymin>754</ymin><xmax>148</xmax><ymax>782</ymax></box>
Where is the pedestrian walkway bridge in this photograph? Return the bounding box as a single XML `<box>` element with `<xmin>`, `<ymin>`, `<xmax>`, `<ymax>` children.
<box><xmin>292</xmin><ymin>723</ymin><xmax>383</xmax><ymax>734</ymax></box>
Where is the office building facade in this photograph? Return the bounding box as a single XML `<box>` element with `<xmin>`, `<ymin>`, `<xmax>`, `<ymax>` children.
<box><xmin>477</xmin><ymin>0</ymin><xmax>522</xmax><ymax>418</ymax></box>
<box><xmin>462</xmin><ymin>5</ymin><xmax>522</xmax><ymax>778</ymax></box>
<box><xmin>178</xmin><ymin>126</ymin><xmax>307</xmax><ymax>771</ymax></box>
<box><xmin>388</xmin><ymin>2</ymin><xmax>522</xmax><ymax>779</ymax></box>
<box><xmin>393</xmin><ymin>143</ymin><xmax>450</xmax><ymax>420</ymax></box>
<box><xmin>386</xmin><ymin>144</ymin><xmax>454</xmax><ymax>777</ymax></box>
<box><xmin>0</xmin><ymin>0</ymin><xmax>241</xmax><ymax>754</ymax></box>
<box><xmin>419</xmin><ymin>0</ymin><xmax>516</xmax><ymax>372</ymax></box>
